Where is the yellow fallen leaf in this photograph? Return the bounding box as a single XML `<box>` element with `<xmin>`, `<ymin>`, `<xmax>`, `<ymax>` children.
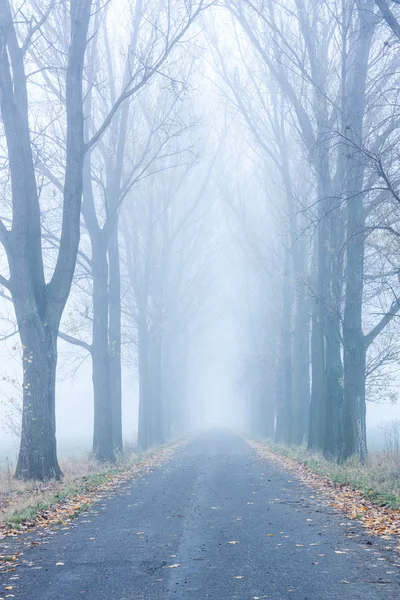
<box><xmin>5</xmin><ymin>587</ymin><xmax>12</xmax><ymax>591</ymax></box>
<box><xmin>268</xmin><ymin>534</ymin><xmax>274</xmax><ymax>537</ymax></box>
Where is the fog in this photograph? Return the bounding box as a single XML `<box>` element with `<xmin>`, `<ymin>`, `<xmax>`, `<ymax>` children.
<box><xmin>1</xmin><ymin>1</ymin><xmax>400</xmax><ymax>478</ymax></box>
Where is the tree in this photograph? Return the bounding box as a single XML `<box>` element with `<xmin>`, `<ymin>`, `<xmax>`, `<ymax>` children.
<box><xmin>0</xmin><ymin>0</ymin><xmax>93</xmax><ymax>480</ymax></box>
<box><xmin>0</xmin><ymin>0</ymin><xmax>210</xmax><ymax>479</ymax></box>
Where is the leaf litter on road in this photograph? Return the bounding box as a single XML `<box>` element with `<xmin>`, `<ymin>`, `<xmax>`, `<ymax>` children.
<box><xmin>0</xmin><ymin>443</ymin><xmax>184</xmax><ymax>576</ymax></box>
<box><xmin>249</xmin><ymin>440</ymin><xmax>400</xmax><ymax>561</ymax></box>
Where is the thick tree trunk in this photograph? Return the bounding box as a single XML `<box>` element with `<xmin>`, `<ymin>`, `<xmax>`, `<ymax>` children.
<box><xmin>292</xmin><ymin>262</ymin><xmax>310</xmax><ymax>444</ymax></box>
<box><xmin>137</xmin><ymin>318</ymin><xmax>151</xmax><ymax>450</ymax></box>
<box><xmin>324</xmin><ymin>311</ymin><xmax>343</xmax><ymax>459</ymax></box>
<box><xmin>340</xmin><ymin>0</ymin><xmax>374</xmax><ymax>462</ymax></box>
<box><xmin>108</xmin><ymin>221</ymin><xmax>123</xmax><ymax>452</ymax></box>
<box><xmin>161</xmin><ymin>332</ymin><xmax>177</xmax><ymax>440</ymax></box>
<box><xmin>341</xmin><ymin>180</ymin><xmax>367</xmax><ymax>462</ymax></box>
<box><xmin>275</xmin><ymin>253</ymin><xmax>293</xmax><ymax>444</ymax></box>
<box><xmin>15</xmin><ymin>320</ymin><xmax>62</xmax><ymax>480</ymax></box>
<box><xmin>2</xmin><ymin>1</ymin><xmax>93</xmax><ymax>480</ymax></box>
<box><xmin>149</xmin><ymin>332</ymin><xmax>164</xmax><ymax>447</ymax></box>
<box><xmin>91</xmin><ymin>239</ymin><xmax>115</xmax><ymax>462</ymax></box>
<box><xmin>170</xmin><ymin>334</ymin><xmax>189</xmax><ymax>437</ymax></box>
<box><xmin>308</xmin><ymin>229</ymin><xmax>327</xmax><ymax>450</ymax></box>
<box><xmin>323</xmin><ymin>204</ymin><xmax>344</xmax><ymax>459</ymax></box>
<box><xmin>341</xmin><ymin>342</ymin><xmax>367</xmax><ymax>461</ymax></box>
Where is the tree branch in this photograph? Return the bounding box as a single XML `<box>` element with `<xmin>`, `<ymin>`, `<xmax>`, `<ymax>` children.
<box><xmin>0</xmin><ymin>217</ymin><xmax>9</xmax><ymax>248</ymax></box>
<box><xmin>375</xmin><ymin>0</ymin><xmax>400</xmax><ymax>39</ymax></box>
<box><xmin>21</xmin><ymin>1</ymin><xmax>56</xmax><ymax>56</ymax></box>
<box><xmin>0</xmin><ymin>328</ymin><xmax>18</xmax><ymax>342</ymax></box>
<box><xmin>0</xmin><ymin>274</ymin><xmax>10</xmax><ymax>290</ymax></box>
<box><xmin>364</xmin><ymin>298</ymin><xmax>400</xmax><ymax>348</ymax></box>
<box><xmin>58</xmin><ymin>331</ymin><xmax>92</xmax><ymax>353</ymax></box>
<box><xmin>86</xmin><ymin>1</ymin><xmax>211</xmax><ymax>152</ymax></box>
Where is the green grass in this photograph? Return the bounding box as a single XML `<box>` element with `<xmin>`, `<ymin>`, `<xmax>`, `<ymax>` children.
<box><xmin>257</xmin><ymin>439</ymin><xmax>400</xmax><ymax>510</ymax></box>
<box><xmin>0</xmin><ymin>444</ymin><xmax>174</xmax><ymax>530</ymax></box>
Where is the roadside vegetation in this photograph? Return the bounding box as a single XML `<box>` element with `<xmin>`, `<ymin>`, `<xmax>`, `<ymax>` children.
<box><xmin>250</xmin><ymin>422</ymin><xmax>400</xmax><ymax>544</ymax></box>
<box><xmin>263</xmin><ymin>440</ymin><xmax>400</xmax><ymax>510</ymax></box>
<box><xmin>0</xmin><ymin>444</ymin><xmax>175</xmax><ymax>533</ymax></box>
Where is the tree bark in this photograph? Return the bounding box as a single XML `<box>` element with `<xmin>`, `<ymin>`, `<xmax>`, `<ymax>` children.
<box><xmin>108</xmin><ymin>220</ymin><xmax>123</xmax><ymax>452</ymax></box>
<box><xmin>0</xmin><ymin>0</ymin><xmax>93</xmax><ymax>480</ymax></box>
<box><xmin>292</xmin><ymin>241</ymin><xmax>310</xmax><ymax>445</ymax></box>
<box><xmin>308</xmin><ymin>218</ymin><xmax>327</xmax><ymax>451</ymax></box>
<box><xmin>91</xmin><ymin>237</ymin><xmax>115</xmax><ymax>462</ymax></box>
<box><xmin>341</xmin><ymin>0</ymin><xmax>375</xmax><ymax>462</ymax></box>
<box><xmin>137</xmin><ymin>317</ymin><xmax>151</xmax><ymax>450</ymax></box>
<box><xmin>15</xmin><ymin>320</ymin><xmax>61</xmax><ymax>480</ymax></box>
<box><xmin>275</xmin><ymin>251</ymin><xmax>293</xmax><ymax>444</ymax></box>
<box><xmin>149</xmin><ymin>331</ymin><xmax>164</xmax><ymax>447</ymax></box>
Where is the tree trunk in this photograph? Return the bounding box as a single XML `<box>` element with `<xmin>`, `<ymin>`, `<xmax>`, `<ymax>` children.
<box><xmin>341</xmin><ymin>0</ymin><xmax>374</xmax><ymax>462</ymax></box>
<box><xmin>324</xmin><ymin>310</ymin><xmax>343</xmax><ymax>459</ymax></box>
<box><xmin>149</xmin><ymin>331</ymin><xmax>164</xmax><ymax>447</ymax></box>
<box><xmin>108</xmin><ymin>220</ymin><xmax>123</xmax><ymax>452</ymax></box>
<box><xmin>308</xmin><ymin>228</ymin><xmax>327</xmax><ymax>451</ymax></box>
<box><xmin>275</xmin><ymin>251</ymin><xmax>293</xmax><ymax>444</ymax></box>
<box><xmin>2</xmin><ymin>1</ymin><xmax>93</xmax><ymax>480</ymax></box>
<box><xmin>137</xmin><ymin>317</ymin><xmax>151</xmax><ymax>450</ymax></box>
<box><xmin>323</xmin><ymin>207</ymin><xmax>344</xmax><ymax>459</ymax></box>
<box><xmin>15</xmin><ymin>319</ymin><xmax>62</xmax><ymax>480</ymax></box>
<box><xmin>341</xmin><ymin>342</ymin><xmax>367</xmax><ymax>461</ymax></box>
<box><xmin>292</xmin><ymin>244</ymin><xmax>310</xmax><ymax>444</ymax></box>
<box><xmin>91</xmin><ymin>238</ymin><xmax>115</xmax><ymax>462</ymax></box>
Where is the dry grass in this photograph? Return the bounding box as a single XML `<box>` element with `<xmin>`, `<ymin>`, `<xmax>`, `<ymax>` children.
<box><xmin>263</xmin><ymin>441</ymin><xmax>400</xmax><ymax>509</ymax></box>
<box><xmin>0</xmin><ymin>448</ymin><xmax>140</xmax><ymax>529</ymax></box>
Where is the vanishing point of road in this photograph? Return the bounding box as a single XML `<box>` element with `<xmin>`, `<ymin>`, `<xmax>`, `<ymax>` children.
<box><xmin>7</xmin><ymin>432</ymin><xmax>400</xmax><ymax>599</ymax></box>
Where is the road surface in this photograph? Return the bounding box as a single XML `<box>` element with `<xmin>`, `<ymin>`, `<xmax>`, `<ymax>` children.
<box><xmin>3</xmin><ymin>431</ymin><xmax>400</xmax><ymax>599</ymax></box>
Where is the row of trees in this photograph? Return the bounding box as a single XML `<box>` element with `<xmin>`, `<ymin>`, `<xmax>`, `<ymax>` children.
<box><xmin>0</xmin><ymin>0</ymin><xmax>214</xmax><ymax>480</ymax></box>
<box><xmin>219</xmin><ymin>0</ymin><xmax>400</xmax><ymax>462</ymax></box>
<box><xmin>2</xmin><ymin>0</ymin><xmax>400</xmax><ymax>480</ymax></box>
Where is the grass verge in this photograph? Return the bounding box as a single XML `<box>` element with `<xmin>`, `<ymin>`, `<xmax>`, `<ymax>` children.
<box><xmin>0</xmin><ymin>442</ymin><xmax>179</xmax><ymax>534</ymax></box>
<box><xmin>258</xmin><ymin>440</ymin><xmax>400</xmax><ymax>510</ymax></box>
<box><xmin>249</xmin><ymin>438</ymin><xmax>400</xmax><ymax>544</ymax></box>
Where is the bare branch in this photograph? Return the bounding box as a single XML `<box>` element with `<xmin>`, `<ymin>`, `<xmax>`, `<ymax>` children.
<box><xmin>58</xmin><ymin>331</ymin><xmax>92</xmax><ymax>353</ymax></box>
<box><xmin>86</xmin><ymin>1</ymin><xmax>211</xmax><ymax>152</ymax></box>
<box><xmin>375</xmin><ymin>0</ymin><xmax>400</xmax><ymax>39</ymax></box>
<box><xmin>365</xmin><ymin>298</ymin><xmax>400</xmax><ymax>347</ymax></box>
<box><xmin>21</xmin><ymin>1</ymin><xmax>56</xmax><ymax>56</ymax></box>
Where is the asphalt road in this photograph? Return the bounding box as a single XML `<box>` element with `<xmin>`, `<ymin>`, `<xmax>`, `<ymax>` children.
<box><xmin>3</xmin><ymin>431</ymin><xmax>400</xmax><ymax>599</ymax></box>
